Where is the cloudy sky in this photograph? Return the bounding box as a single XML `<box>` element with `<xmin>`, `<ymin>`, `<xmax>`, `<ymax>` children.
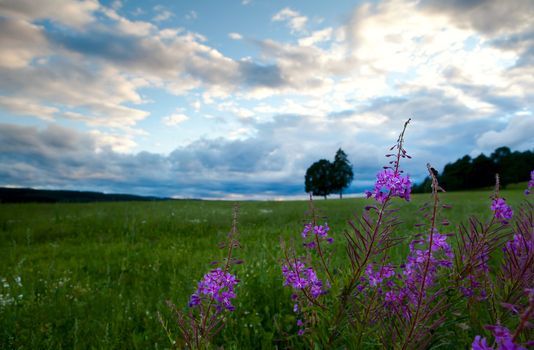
<box><xmin>0</xmin><ymin>0</ymin><xmax>532</xmax><ymax>199</ymax></box>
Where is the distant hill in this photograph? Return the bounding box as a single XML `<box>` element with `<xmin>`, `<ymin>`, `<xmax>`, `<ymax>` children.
<box><xmin>0</xmin><ymin>187</ymin><xmax>170</xmax><ymax>203</ymax></box>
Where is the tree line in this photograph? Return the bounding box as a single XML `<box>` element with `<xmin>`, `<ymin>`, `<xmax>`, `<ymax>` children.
<box><xmin>412</xmin><ymin>146</ymin><xmax>534</xmax><ymax>193</ymax></box>
<box><xmin>305</xmin><ymin>149</ymin><xmax>354</xmax><ymax>199</ymax></box>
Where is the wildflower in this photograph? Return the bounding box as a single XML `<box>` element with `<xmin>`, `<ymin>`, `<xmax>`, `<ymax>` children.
<box><xmin>400</xmin><ymin>228</ymin><xmax>454</xmax><ymax>306</ymax></box>
<box><xmin>301</xmin><ymin>222</ymin><xmax>334</xmax><ymax>249</ymax></box>
<box><xmin>525</xmin><ymin>170</ymin><xmax>533</xmax><ymax>195</ymax></box>
<box><xmin>473</xmin><ymin>325</ymin><xmax>528</xmax><ymax>350</ymax></box>
<box><xmin>505</xmin><ymin>234</ymin><xmax>532</xmax><ymax>258</ymax></box>
<box><xmin>429</xmin><ymin>233</ymin><xmax>453</xmax><ymax>258</ymax></box>
<box><xmin>190</xmin><ymin>268</ymin><xmax>239</xmax><ymax>312</ymax></box>
<box><xmin>365</xmin><ymin>169</ymin><xmax>411</xmax><ymax>203</ymax></box>
<box><xmin>296</xmin><ymin>317</ymin><xmax>305</xmax><ymax>336</ymax></box>
<box><xmin>471</xmin><ymin>335</ymin><xmax>492</xmax><ymax>350</ymax></box>
<box><xmin>282</xmin><ymin>260</ymin><xmax>327</xmax><ymax>298</ymax></box>
<box><xmin>502</xmin><ymin>233</ymin><xmax>533</xmax><ymax>291</ymax></box>
<box><xmin>491</xmin><ymin>198</ymin><xmax>513</xmax><ymax>224</ymax></box>
<box><xmin>301</xmin><ymin>223</ymin><xmax>312</xmax><ymax>238</ymax></box>
<box><xmin>365</xmin><ymin>263</ymin><xmax>395</xmax><ymax>287</ymax></box>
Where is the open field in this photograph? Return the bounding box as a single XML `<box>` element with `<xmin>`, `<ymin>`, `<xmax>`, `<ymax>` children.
<box><xmin>0</xmin><ymin>188</ymin><xmax>529</xmax><ymax>349</ymax></box>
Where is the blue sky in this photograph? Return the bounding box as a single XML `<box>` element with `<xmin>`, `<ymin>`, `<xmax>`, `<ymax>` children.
<box><xmin>0</xmin><ymin>0</ymin><xmax>533</xmax><ymax>199</ymax></box>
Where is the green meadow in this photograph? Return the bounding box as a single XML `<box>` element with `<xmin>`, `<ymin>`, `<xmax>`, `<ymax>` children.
<box><xmin>0</xmin><ymin>188</ymin><xmax>528</xmax><ymax>349</ymax></box>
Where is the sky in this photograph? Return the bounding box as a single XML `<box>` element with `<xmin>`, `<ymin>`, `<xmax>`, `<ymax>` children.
<box><xmin>0</xmin><ymin>0</ymin><xmax>533</xmax><ymax>200</ymax></box>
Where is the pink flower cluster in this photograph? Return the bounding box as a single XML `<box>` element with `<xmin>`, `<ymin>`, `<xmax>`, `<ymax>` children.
<box><xmin>282</xmin><ymin>260</ymin><xmax>327</xmax><ymax>299</ymax></box>
<box><xmin>491</xmin><ymin>198</ymin><xmax>513</xmax><ymax>224</ymax></box>
<box><xmin>472</xmin><ymin>325</ymin><xmax>527</xmax><ymax>350</ymax></box>
<box><xmin>365</xmin><ymin>263</ymin><xmax>395</xmax><ymax>287</ymax></box>
<box><xmin>189</xmin><ymin>268</ymin><xmax>239</xmax><ymax>311</ymax></box>
<box><xmin>385</xmin><ymin>231</ymin><xmax>453</xmax><ymax>311</ymax></box>
<box><xmin>525</xmin><ymin>170</ymin><xmax>534</xmax><ymax>195</ymax></box>
<box><xmin>301</xmin><ymin>223</ymin><xmax>333</xmax><ymax>249</ymax></box>
<box><xmin>365</xmin><ymin>169</ymin><xmax>411</xmax><ymax>203</ymax></box>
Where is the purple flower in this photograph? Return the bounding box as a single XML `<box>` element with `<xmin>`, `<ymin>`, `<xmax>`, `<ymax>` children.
<box><xmin>282</xmin><ymin>260</ymin><xmax>327</xmax><ymax>298</ymax></box>
<box><xmin>190</xmin><ymin>268</ymin><xmax>239</xmax><ymax>312</ymax></box>
<box><xmin>491</xmin><ymin>198</ymin><xmax>513</xmax><ymax>224</ymax></box>
<box><xmin>476</xmin><ymin>325</ymin><xmax>529</xmax><ymax>350</ymax></box>
<box><xmin>314</xmin><ymin>224</ymin><xmax>329</xmax><ymax>238</ymax></box>
<box><xmin>301</xmin><ymin>223</ymin><xmax>312</xmax><ymax>238</ymax></box>
<box><xmin>397</xmin><ymin>231</ymin><xmax>453</xmax><ymax>306</ymax></box>
<box><xmin>301</xmin><ymin>222</ymin><xmax>333</xmax><ymax>249</ymax></box>
<box><xmin>525</xmin><ymin>170</ymin><xmax>533</xmax><ymax>195</ymax></box>
<box><xmin>365</xmin><ymin>263</ymin><xmax>395</xmax><ymax>287</ymax></box>
<box><xmin>427</xmin><ymin>232</ymin><xmax>455</xmax><ymax>260</ymax></box>
<box><xmin>505</xmin><ymin>234</ymin><xmax>532</xmax><ymax>257</ymax></box>
<box><xmin>188</xmin><ymin>293</ymin><xmax>201</xmax><ymax>307</ymax></box>
<box><xmin>472</xmin><ymin>335</ymin><xmax>493</xmax><ymax>350</ymax></box>
<box><xmin>365</xmin><ymin>169</ymin><xmax>411</xmax><ymax>203</ymax></box>
<box><xmin>296</xmin><ymin>319</ymin><xmax>305</xmax><ymax>336</ymax></box>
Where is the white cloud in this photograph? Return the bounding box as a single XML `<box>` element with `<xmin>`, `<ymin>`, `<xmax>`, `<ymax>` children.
<box><xmin>0</xmin><ymin>96</ymin><xmax>58</xmax><ymax>121</ymax></box>
<box><xmin>102</xmin><ymin>7</ymin><xmax>155</xmax><ymax>36</ymax></box>
<box><xmin>0</xmin><ymin>17</ymin><xmax>49</xmax><ymax>69</ymax></box>
<box><xmin>153</xmin><ymin>10</ymin><xmax>173</xmax><ymax>22</ymax></box>
<box><xmin>272</xmin><ymin>7</ymin><xmax>308</xmax><ymax>34</ymax></box>
<box><xmin>0</xmin><ymin>0</ymin><xmax>99</xmax><ymax>29</ymax></box>
<box><xmin>477</xmin><ymin>114</ymin><xmax>534</xmax><ymax>151</ymax></box>
<box><xmin>298</xmin><ymin>27</ymin><xmax>333</xmax><ymax>46</ymax></box>
<box><xmin>163</xmin><ymin>113</ymin><xmax>189</xmax><ymax>126</ymax></box>
<box><xmin>229</xmin><ymin>32</ymin><xmax>243</xmax><ymax>40</ymax></box>
<box><xmin>185</xmin><ymin>10</ymin><xmax>198</xmax><ymax>20</ymax></box>
<box><xmin>0</xmin><ymin>60</ymin><xmax>150</xmax><ymax>129</ymax></box>
<box><xmin>89</xmin><ymin>130</ymin><xmax>137</xmax><ymax>153</ymax></box>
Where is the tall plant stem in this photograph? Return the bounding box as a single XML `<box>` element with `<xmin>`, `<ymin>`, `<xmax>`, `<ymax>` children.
<box><xmin>327</xmin><ymin>119</ymin><xmax>411</xmax><ymax>345</ymax></box>
<box><xmin>401</xmin><ymin>164</ymin><xmax>440</xmax><ymax>350</ymax></box>
<box><xmin>308</xmin><ymin>196</ymin><xmax>333</xmax><ymax>283</ymax></box>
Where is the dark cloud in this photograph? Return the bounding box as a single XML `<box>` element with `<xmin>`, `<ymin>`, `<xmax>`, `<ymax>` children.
<box><xmin>0</xmin><ymin>123</ymin><xmax>303</xmax><ymax>198</ymax></box>
<box><xmin>419</xmin><ymin>0</ymin><xmax>534</xmax><ymax>35</ymax></box>
<box><xmin>43</xmin><ymin>24</ymin><xmax>299</xmax><ymax>92</ymax></box>
<box><xmin>169</xmin><ymin>137</ymin><xmax>284</xmax><ymax>173</ymax></box>
<box><xmin>361</xmin><ymin>90</ymin><xmax>474</xmax><ymax>123</ymax></box>
<box><xmin>238</xmin><ymin>61</ymin><xmax>286</xmax><ymax>88</ymax></box>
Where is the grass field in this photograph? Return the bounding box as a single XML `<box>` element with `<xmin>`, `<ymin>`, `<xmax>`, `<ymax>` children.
<box><xmin>0</xmin><ymin>188</ymin><xmax>529</xmax><ymax>349</ymax></box>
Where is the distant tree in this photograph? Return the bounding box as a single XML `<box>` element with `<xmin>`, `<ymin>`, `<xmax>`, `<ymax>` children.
<box><xmin>440</xmin><ymin>155</ymin><xmax>472</xmax><ymax>190</ymax></box>
<box><xmin>412</xmin><ymin>146</ymin><xmax>534</xmax><ymax>192</ymax></box>
<box><xmin>468</xmin><ymin>154</ymin><xmax>496</xmax><ymax>188</ymax></box>
<box><xmin>305</xmin><ymin>159</ymin><xmax>333</xmax><ymax>199</ymax></box>
<box><xmin>331</xmin><ymin>148</ymin><xmax>354</xmax><ymax>199</ymax></box>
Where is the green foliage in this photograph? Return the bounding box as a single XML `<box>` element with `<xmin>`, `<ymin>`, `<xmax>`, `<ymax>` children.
<box><xmin>0</xmin><ymin>189</ymin><xmax>527</xmax><ymax>348</ymax></box>
<box><xmin>305</xmin><ymin>159</ymin><xmax>333</xmax><ymax>198</ymax></box>
<box><xmin>332</xmin><ymin>148</ymin><xmax>354</xmax><ymax>199</ymax></box>
<box><xmin>412</xmin><ymin>146</ymin><xmax>534</xmax><ymax>193</ymax></box>
<box><xmin>305</xmin><ymin>148</ymin><xmax>354</xmax><ymax>199</ymax></box>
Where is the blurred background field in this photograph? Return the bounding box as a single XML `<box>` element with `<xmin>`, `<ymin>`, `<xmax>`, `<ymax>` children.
<box><xmin>0</xmin><ymin>186</ymin><xmax>529</xmax><ymax>349</ymax></box>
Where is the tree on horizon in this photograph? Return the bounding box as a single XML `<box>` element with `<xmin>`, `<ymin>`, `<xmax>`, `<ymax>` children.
<box><xmin>304</xmin><ymin>149</ymin><xmax>354</xmax><ymax>199</ymax></box>
<box><xmin>305</xmin><ymin>159</ymin><xmax>333</xmax><ymax>199</ymax></box>
<box><xmin>331</xmin><ymin>148</ymin><xmax>354</xmax><ymax>199</ymax></box>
